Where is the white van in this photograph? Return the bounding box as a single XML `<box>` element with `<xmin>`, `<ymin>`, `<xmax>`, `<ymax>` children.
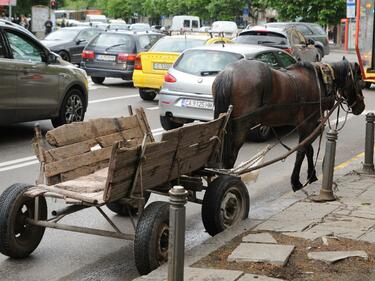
<box><xmin>170</xmin><ymin>15</ymin><xmax>200</xmax><ymax>31</ymax></box>
<box><xmin>211</xmin><ymin>21</ymin><xmax>238</xmax><ymax>37</ymax></box>
<box><xmin>85</xmin><ymin>14</ymin><xmax>107</xmax><ymax>23</ymax></box>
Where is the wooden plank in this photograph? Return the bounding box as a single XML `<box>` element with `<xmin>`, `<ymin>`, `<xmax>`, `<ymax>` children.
<box><xmin>45</xmin><ymin>116</ymin><xmax>140</xmax><ymax>147</ymax></box>
<box><xmin>44</xmin><ymin>146</ymin><xmax>113</xmax><ymax>177</ymax></box>
<box><xmin>136</xmin><ymin>108</ymin><xmax>155</xmax><ymax>142</ymax></box>
<box><xmin>59</xmin><ymin>159</ymin><xmax>109</xmax><ymax>182</ymax></box>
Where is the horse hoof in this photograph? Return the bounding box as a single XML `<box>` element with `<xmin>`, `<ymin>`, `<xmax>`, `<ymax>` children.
<box><xmin>291</xmin><ymin>180</ymin><xmax>303</xmax><ymax>192</ymax></box>
<box><xmin>308</xmin><ymin>171</ymin><xmax>318</xmax><ymax>184</ymax></box>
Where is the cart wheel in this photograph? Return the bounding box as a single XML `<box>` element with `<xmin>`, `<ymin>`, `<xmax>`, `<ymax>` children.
<box><xmin>134</xmin><ymin>201</ymin><xmax>169</xmax><ymax>275</ymax></box>
<box><xmin>0</xmin><ymin>183</ymin><xmax>47</xmax><ymax>258</ymax></box>
<box><xmin>106</xmin><ymin>192</ymin><xmax>151</xmax><ymax>216</ymax></box>
<box><xmin>202</xmin><ymin>176</ymin><xmax>249</xmax><ymax>236</ymax></box>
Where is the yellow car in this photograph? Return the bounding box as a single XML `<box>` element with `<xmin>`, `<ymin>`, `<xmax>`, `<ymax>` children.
<box><xmin>133</xmin><ymin>35</ymin><xmax>231</xmax><ymax>100</ymax></box>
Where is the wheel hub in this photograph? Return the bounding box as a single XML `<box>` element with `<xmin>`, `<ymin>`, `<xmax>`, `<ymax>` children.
<box><xmin>220</xmin><ymin>189</ymin><xmax>242</xmax><ymax>227</ymax></box>
<box><xmin>157</xmin><ymin>224</ymin><xmax>169</xmax><ymax>264</ymax></box>
<box><xmin>65</xmin><ymin>94</ymin><xmax>83</xmax><ymax>123</ymax></box>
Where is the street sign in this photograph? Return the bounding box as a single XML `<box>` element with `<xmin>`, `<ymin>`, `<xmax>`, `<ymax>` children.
<box><xmin>347</xmin><ymin>0</ymin><xmax>356</xmax><ymax>18</ymax></box>
<box><xmin>0</xmin><ymin>0</ymin><xmax>16</xmax><ymax>6</ymax></box>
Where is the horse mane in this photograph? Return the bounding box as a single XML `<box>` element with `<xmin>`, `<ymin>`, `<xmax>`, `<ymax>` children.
<box><xmin>330</xmin><ymin>60</ymin><xmax>348</xmax><ymax>87</ymax></box>
<box><xmin>213</xmin><ymin>66</ymin><xmax>233</xmax><ymax>118</ymax></box>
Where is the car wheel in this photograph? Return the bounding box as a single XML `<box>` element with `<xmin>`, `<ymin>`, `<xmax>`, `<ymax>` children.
<box><xmin>58</xmin><ymin>50</ymin><xmax>70</xmax><ymax>62</ymax></box>
<box><xmin>51</xmin><ymin>88</ymin><xmax>85</xmax><ymax>128</ymax></box>
<box><xmin>160</xmin><ymin>116</ymin><xmax>183</xmax><ymax>131</ymax></box>
<box><xmin>91</xmin><ymin>77</ymin><xmax>105</xmax><ymax>84</ymax></box>
<box><xmin>248</xmin><ymin>125</ymin><xmax>272</xmax><ymax>142</ymax></box>
<box><xmin>139</xmin><ymin>89</ymin><xmax>156</xmax><ymax>101</ymax></box>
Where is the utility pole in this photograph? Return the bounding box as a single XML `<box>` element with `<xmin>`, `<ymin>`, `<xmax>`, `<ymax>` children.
<box><xmin>8</xmin><ymin>0</ymin><xmax>11</xmax><ymax>21</ymax></box>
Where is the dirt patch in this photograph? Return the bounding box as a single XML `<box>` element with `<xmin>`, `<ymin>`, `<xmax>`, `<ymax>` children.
<box><xmin>193</xmin><ymin>231</ymin><xmax>375</xmax><ymax>281</ymax></box>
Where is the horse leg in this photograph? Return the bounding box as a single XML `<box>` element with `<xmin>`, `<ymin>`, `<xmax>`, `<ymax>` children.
<box><xmin>306</xmin><ymin>144</ymin><xmax>318</xmax><ymax>183</ymax></box>
<box><xmin>291</xmin><ymin>148</ymin><xmax>305</xmax><ymax>191</ymax></box>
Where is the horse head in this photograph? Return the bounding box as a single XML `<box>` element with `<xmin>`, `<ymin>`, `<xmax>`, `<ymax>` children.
<box><xmin>335</xmin><ymin>58</ymin><xmax>365</xmax><ymax>115</ymax></box>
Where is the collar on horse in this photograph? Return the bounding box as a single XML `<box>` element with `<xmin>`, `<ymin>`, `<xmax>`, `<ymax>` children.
<box><xmin>315</xmin><ymin>62</ymin><xmax>336</xmax><ymax>97</ymax></box>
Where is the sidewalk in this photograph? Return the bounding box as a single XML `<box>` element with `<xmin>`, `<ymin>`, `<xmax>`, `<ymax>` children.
<box><xmin>135</xmin><ymin>155</ymin><xmax>375</xmax><ymax>281</ymax></box>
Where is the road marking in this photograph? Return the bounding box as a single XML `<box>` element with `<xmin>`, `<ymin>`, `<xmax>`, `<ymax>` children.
<box><xmin>0</xmin><ymin>160</ymin><xmax>39</xmax><ymax>173</ymax></box>
<box><xmin>0</xmin><ymin>155</ymin><xmax>37</xmax><ymax>168</ymax></box>
<box><xmin>89</xmin><ymin>95</ymin><xmax>139</xmax><ymax>104</ymax></box>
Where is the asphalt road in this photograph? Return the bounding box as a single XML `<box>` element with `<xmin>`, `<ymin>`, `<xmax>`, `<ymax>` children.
<box><xmin>0</xmin><ymin>50</ymin><xmax>373</xmax><ymax>281</ymax></box>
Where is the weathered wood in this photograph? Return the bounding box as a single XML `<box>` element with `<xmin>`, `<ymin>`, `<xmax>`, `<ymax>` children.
<box><xmin>24</xmin><ymin>187</ymin><xmax>47</xmax><ymax>198</ymax></box>
<box><xmin>59</xmin><ymin>159</ymin><xmax>109</xmax><ymax>182</ymax></box>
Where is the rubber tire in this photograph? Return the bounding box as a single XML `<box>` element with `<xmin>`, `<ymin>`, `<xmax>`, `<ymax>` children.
<box><xmin>58</xmin><ymin>50</ymin><xmax>70</xmax><ymax>62</ymax></box>
<box><xmin>0</xmin><ymin>183</ymin><xmax>47</xmax><ymax>258</ymax></box>
<box><xmin>139</xmin><ymin>89</ymin><xmax>156</xmax><ymax>101</ymax></box>
<box><xmin>51</xmin><ymin>88</ymin><xmax>86</xmax><ymax>128</ymax></box>
<box><xmin>160</xmin><ymin>115</ymin><xmax>183</xmax><ymax>131</ymax></box>
<box><xmin>248</xmin><ymin>125</ymin><xmax>272</xmax><ymax>142</ymax></box>
<box><xmin>106</xmin><ymin>192</ymin><xmax>151</xmax><ymax>216</ymax></box>
<box><xmin>202</xmin><ymin>176</ymin><xmax>250</xmax><ymax>236</ymax></box>
<box><xmin>91</xmin><ymin>76</ymin><xmax>105</xmax><ymax>84</ymax></box>
<box><xmin>134</xmin><ymin>201</ymin><xmax>170</xmax><ymax>275</ymax></box>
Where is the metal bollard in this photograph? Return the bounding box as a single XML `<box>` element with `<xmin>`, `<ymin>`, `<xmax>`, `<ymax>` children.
<box><xmin>312</xmin><ymin>129</ymin><xmax>338</xmax><ymax>202</ymax></box>
<box><xmin>168</xmin><ymin>186</ymin><xmax>188</xmax><ymax>281</ymax></box>
<box><xmin>362</xmin><ymin>113</ymin><xmax>375</xmax><ymax>174</ymax></box>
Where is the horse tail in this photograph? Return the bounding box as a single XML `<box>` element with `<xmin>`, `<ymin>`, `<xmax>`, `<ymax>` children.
<box><xmin>213</xmin><ymin>68</ymin><xmax>233</xmax><ymax>118</ymax></box>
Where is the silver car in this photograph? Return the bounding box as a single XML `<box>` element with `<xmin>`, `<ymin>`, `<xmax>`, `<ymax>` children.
<box><xmin>0</xmin><ymin>20</ymin><xmax>89</xmax><ymax>127</ymax></box>
<box><xmin>159</xmin><ymin>44</ymin><xmax>297</xmax><ymax>141</ymax></box>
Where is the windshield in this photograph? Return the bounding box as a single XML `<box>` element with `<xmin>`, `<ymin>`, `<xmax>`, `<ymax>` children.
<box><xmin>44</xmin><ymin>29</ymin><xmax>80</xmax><ymax>41</ymax></box>
<box><xmin>88</xmin><ymin>33</ymin><xmax>135</xmax><ymax>52</ymax></box>
<box><xmin>234</xmin><ymin>33</ymin><xmax>288</xmax><ymax>46</ymax></box>
<box><xmin>151</xmin><ymin>37</ymin><xmax>206</xmax><ymax>52</ymax></box>
<box><xmin>175</xmin><ymin>50</ymin><xmax>243</xmax><ymax>76</ymax></box>
<box><xmin>130</xmin><ymin>24</ymin><xmax>151</xmax><ymax>31</ymax></box>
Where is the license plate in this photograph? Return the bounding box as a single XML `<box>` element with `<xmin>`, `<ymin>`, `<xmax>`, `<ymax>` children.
<box><xmin>153</xmin><ymin>63</ymin><xmax>172</xmax><ymax>70</ymax></box>
<box><xmin>182</xmin><ymin>99</ymin><xmax>214</xmax><ymax>110</ymax></box>
<box><xmin>96</xmin><ymin>54</ymin><xmax>116</xmax><ymax>61</ymax></box>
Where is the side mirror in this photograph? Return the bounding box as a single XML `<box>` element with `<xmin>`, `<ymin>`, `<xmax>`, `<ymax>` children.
<box><xmin>76</xmin><ymin>39</ymin><xmax>87</xmax><ymax>45</ymax></box>
<box><xmin>47</xmin><ymin>52</ymin><xmax>58</xmax><ymax>64</ymax></box>
<box><xmin>307</xmin><ymin>38</ymin><xmax>315</xmax><ymax>45</ymax></box>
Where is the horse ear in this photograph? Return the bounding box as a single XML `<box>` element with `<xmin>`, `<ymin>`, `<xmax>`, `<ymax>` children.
<box><xmin>342</xmin><ymin>56</ymin><xmax>347</xmax><ymax>61</ymax></box>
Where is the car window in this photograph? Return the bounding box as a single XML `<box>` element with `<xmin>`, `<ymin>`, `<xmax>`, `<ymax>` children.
<box><xmin>175</xmin><ymin>50</ymin><xmax>243</xmax><ymax>76</ymax></box>
<box><xmin>309</xmin><ymin>24</ymin><xmax>326</xmax><ymax>35</ymax></box>
<box><xmin>275</xmin><ymin>51</ymin><xmax>296</xmax><ymax>67</ymax></box>
<box><xmin>150</xmin><ymin>37</ymin><xmax>206</xmax><ymax>52</ymax></box>
<box><xmin>192</xmin><ymin>20</ymin><xmax>199</xmax><ymax>28</ymax></box>
<box><xmin>234</xmin><ymin>32</ymin><xmax>288</xmax><ymax>46</ymax></box>
<box><xmin>138</xmin><ymin>34</ymin><xmax>163</xmax><ymax>51</ymax></box>
<box><xmin>79</xmin><ymin>29</ymin><xmax>99</xmax><ymax>41</ymax></box>
<box><xmin>5</xmin><ymin>31</ymin><xmax>43</xmax><ymax>62</ymax></box>
<box><xmin>296</xmin><ymin>25</ymin><xmax>313</xmax><ymax>35</ymax></box>
<box><xmin>88</xmin><ymin>33</ymin><xmax>135</xmax><ymax>52</ymax></box>
<box><xmin>183</xmin><ymin>20</ymin><xmax>190</xmax><ymax>28</ymax></box>
<box><xmin>44</xmin><ymin>29</ymin><xmax>80</xmax><ymax>41</ymax></box>
<box><xmin>255</xmin><ymin>52</ymin><xmax>279</xmax><ymax>67</ymax></box>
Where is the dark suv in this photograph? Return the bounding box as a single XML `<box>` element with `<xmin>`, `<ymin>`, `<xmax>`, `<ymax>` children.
<box><xmin>81</xmin><ymin>31</ymin><xmax>163</xmax><ymax>84</ymax></box>
<box><xmin>0</xmin><ymin>20</ymin><xmax>88</xmax><ymax>127</ymax></box>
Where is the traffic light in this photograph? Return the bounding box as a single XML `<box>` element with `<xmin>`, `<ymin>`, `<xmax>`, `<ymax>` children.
<box><xmin>51</xmin><ymin>0</ymin><xmax>58</xmax><ymax>10</ymax></box>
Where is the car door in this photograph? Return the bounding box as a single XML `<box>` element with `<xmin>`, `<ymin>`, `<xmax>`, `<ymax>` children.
<box><xmin>288</xmin><ymin>30</ymin><xmax>304</xmax><ymax>61</ymax></box>
<box><xmin>70</xmin><ymin>29</ymin><xmax>100</xmax><ymax>63</ymax></box>
<box><xmin>4</xmin><ymin>28</ymin><xmax>59</xmax><ymax>122</ymax></box>
<box><xmin>0</xmin><ymin>30</ymin><xmax>17</xmax><ymax>124</ymax></box>
<box><xmin>295</xmin><ymin>30</ymin><xmax>317</xmax><ymax>62</ymax></box>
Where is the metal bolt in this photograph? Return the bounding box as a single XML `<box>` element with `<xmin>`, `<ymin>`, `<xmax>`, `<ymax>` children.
<box><xmin>168</xmin><ymin>186</ymin><xmax>188</xmax><ymax>281</ymax></box>
<box><xmin>363</xmin><ymin>113</ymin><xmax>375</xmax><ymax>174</ymax></box>
<box><xmin>312</xmin><ymin>129</ymin><xmax>338</xmax><ymax>202</ymax></box>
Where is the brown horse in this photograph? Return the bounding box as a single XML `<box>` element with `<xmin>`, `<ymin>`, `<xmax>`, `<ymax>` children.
<box><xmin>213</xmin><ymin>58</ymin><xmax>365</xmax><ymax>191</ymax></box>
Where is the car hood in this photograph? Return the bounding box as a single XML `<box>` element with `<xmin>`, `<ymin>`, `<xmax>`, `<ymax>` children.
<box><xmin>41</xmin><ymin>40</ymin><xmax>71</xmax><ymax>49</ymax></box>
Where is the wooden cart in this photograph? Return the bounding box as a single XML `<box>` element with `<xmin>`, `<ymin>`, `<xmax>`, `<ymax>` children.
<box><xmin>0</xmin><ymin>107</ymin><xmax>251</xmax><ymax>275</ymax></box>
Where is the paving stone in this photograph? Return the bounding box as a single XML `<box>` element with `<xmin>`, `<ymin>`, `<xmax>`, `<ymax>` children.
<box><xmin>238</xmin><ymin>273</ymin><xmax>285</xmax><ymax>281</ymax></box>
<box><xmin>283</xmin><ymin>230</ymin><xmax>333</xmax><ymax>241</ymax></box>
<box><xmin>184</xmin><ymin>267</ymin><xmax>243</xmax><ymax>281</ymax></box>
<box><xmin>228</xmin><ymin>243</ymin><xmax>294</xmax><ymax>266</ymax></box>
<box><xmin>255</xmin><ymin>202</ymin><xmax>338</xmax><ymax>232</ymax></box>
<box><xmin>242</xmin><ymin>233</ymin><xmax>277</xmax><ymax>244</ymax></box>
<box><xmin>307</xmin><ymin>251</ymin><xmax>368</xmax><ymax>263</ymax></box>
<box><xmin>359</xmin><ymin>230</ymin><xmax>375</xmax><ymax>243</ymax></box>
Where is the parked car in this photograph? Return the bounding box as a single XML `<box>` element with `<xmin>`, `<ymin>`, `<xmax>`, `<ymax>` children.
<box><xmin>81</xmin><ymin>30</ymin><xmax>163</xmax><ymax>84</ymax></box>
<box><xmin>133</xmin><ymin>35</ymin><xmax>232</xmax><ymax>101</ymax></box>
<box><xmin>263</xmin><ymin>22</ymin><xmax>330</xmax><ymax>58</ymax></box>
<box><xmin>0</xmin><ymin>20</ymin><xmax>88</xmax><ymax>127</ymax></box>
<box><xmin>128</xmin><ymin>23</ymin><xmax>151</xmax><ymax>32</ymax></box>
<box><xmin>159</xmin><ymin>44</ymin><xmax>297</xmax><ymax>141</ymax></box>
<box><xmin>234</xmin><ymin>26</ymin><xmax>319</xmax><ymax>62</ymax></box>
<box><xmin>41</xmin><ymin>26</ymin><xmax>102</xmax><ymax>63</ymax></box>
<box><xmin>85</xmin><ymin>14</ymin><xmax>107</xmax><ymax>23</ymax></box>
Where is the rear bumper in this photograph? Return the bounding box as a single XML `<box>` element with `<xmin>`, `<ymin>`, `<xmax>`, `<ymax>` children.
<box><xmin>81</xmin><ymin>63</ymin><xmax>133</xmax><ymax>79</ymax></box>
<box><xmin>133</xmin><ymin>70</ymin><xmax>165</xmax><ymax>90</ymax></box>
<box><xmin>159</xmin><ymin>89</ymin><xmax>214</xmax><ymax>122</ymax></box>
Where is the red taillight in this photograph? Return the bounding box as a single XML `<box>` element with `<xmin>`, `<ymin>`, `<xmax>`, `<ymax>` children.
<box><xmin>135</xmin><ymin>54</ymin><xmax>142</xmax><ymax>70</ymax></box>
<box><xmin>82</xmin><ymin>50</ymin><xmax>94</xmax><ymax>59</ymax></box>
<box><xmin>164</xmin><ymin>73</ymin><xmax>176</xmax><ymax>83</ymax></box>
<box><xmin>117</xmin><ymin>53</ymin><xmax>137</xmax><ymax>63</ymax></box>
